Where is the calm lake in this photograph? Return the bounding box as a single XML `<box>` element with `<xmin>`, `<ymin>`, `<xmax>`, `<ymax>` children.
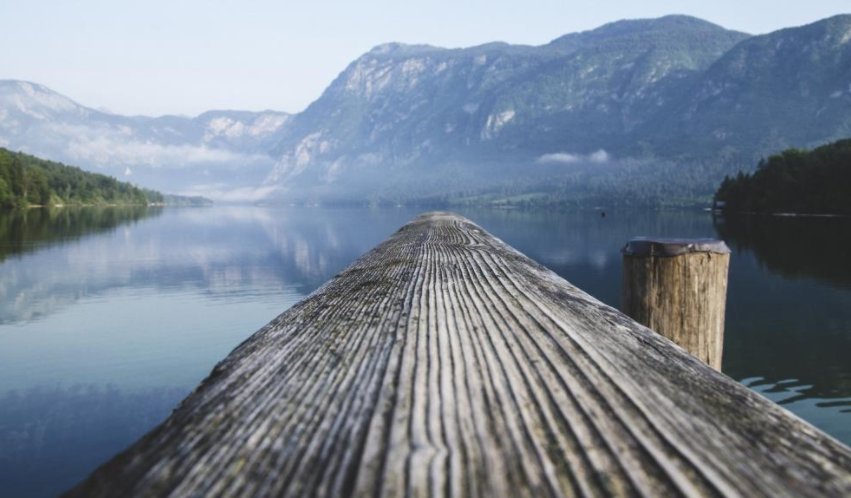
<box><xmin>1</xmin><ymin>205</ymin><xmax>849</xmax><ymax>497</ymax></box>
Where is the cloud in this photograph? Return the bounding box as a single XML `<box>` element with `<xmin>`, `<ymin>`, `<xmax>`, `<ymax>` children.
<box><xmin>67</xmin><ymin>136</ymin><xmax>264</xmax><ymax>167</ymax></box>
<box><xmin>45</xmin><ymin>123</ymin><xmax>273</xmax><ymax>168</ymax></box>
<box><xmin>536</xmin><ymin>152</ymin><xmax>581</xmax><ymax>164</ymax></box>
<box><xmin>589</xmin><ymin>150</ymin><xmax>609</xmax><ymax>163</ymax></box>
<box><xmin>536</xmin><ymin>149</ymin><xmax>610</xmax><ymax>165</ymax></box>
<box><xmin>178</xmin><ymin>183</ymin><xmax>280</xmax><ymax>203</ymax></box>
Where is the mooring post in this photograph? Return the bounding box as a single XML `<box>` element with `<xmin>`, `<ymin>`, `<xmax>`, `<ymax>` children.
<box><xmin>621</xmin><ymin>238</ymin><xmax>730</xmax><ymax>370</ymax></box>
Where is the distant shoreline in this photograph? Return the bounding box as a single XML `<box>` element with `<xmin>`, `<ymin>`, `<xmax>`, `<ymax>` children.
<box><xmin>15</xmin><ymin>201</ymin><xmax>211</xmax><ymax>210</ymax></box>
<box><xmin>716</xmin><ymin>210</ymin><xmax>850</xmax><ymax>219</ymax></box>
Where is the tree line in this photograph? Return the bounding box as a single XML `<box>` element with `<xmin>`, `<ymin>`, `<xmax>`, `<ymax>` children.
<box><xmin>0</xmin><ymin>148</ymin><xmax>163</xmax><ymax>209</ymax></box>
<box><xmin>715</xmin><ymin>139</ymin><xmax>851</xmax><ymax>215</ymax></box>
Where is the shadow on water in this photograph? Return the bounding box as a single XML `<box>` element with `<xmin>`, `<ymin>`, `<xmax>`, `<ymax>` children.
<box><xmin>0</xmin><ymin>206</ymin><xmax>163</xmax><ymax>263</ymax></box>
<box><xmin>0</xmin><ymin>384</ymin><xmax>188</xmax><ymax>498</ymax></box>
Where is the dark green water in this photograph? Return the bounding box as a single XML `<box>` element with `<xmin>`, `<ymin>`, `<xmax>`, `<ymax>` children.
<box><xmin>0</xmin><ymin>206</ymin><xmax>848</xmax><ymax>497</ymax></box>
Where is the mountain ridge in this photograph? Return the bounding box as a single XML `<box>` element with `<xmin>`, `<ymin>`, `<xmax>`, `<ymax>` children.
<box><xmin>265</xmin><ymin>14</ymin><xmax>851</xmax><ymax>204</ymax></box>
<box><xmin>264</xmin><ymin>14</ymin><xmax>753</xmax><ymax>201</ymax></box>
<box><xmin>0</xmin><ymin>80</ymin><xmax>290</xmax><ymax>201</ymax></box>
<box><xmin>2</xmin><ymin>14</ymin><xmax>851</xmax><ymax>205</ymax></box>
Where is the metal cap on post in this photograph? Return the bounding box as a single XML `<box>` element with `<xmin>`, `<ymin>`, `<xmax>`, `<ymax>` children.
<box><xmin>622</xmin><ymin>238</ymin><xmax>731</xmax><ymax>370</ymax></box>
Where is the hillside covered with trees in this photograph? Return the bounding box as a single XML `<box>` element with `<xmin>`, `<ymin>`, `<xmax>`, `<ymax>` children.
<box><xmin>714</xmin><ymin>139</ymin><xmax>851</xmax><ymax>215</ymax></box>
<box><xmin>0</xmin><ymin>148</ymin><xmax>163</xmax><ymax>209</ymax></box>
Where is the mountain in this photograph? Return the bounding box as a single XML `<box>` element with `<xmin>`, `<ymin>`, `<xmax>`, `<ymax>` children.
<box><xmin>266</xmin><ymin>15</ymin><xmax>751</xmax><ymax>202</ymax></box>
<box><xmin>2</xmin><ymin>15</ymin><xmax>851</xmax><ymax>206</ymax></box>
<box><xmin>0</xmin><ymin>81</ymin><xmax>290</xmax><ymax>201</ymax></box>
<box><xmin>266</xmin><ymin>15</ymin><xmax>851</xmax><ymax>205</ymax></box>
<box><xmin>652</xmin><ymin>15</ymin><xmax>851</xmax><ymax>161</ymax></box>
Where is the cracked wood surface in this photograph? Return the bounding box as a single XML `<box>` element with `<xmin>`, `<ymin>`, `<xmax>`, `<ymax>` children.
<box><xmin>65</xmin><ymin>212</ymin><xmax>851</xmax><ymax>497</ymax></box>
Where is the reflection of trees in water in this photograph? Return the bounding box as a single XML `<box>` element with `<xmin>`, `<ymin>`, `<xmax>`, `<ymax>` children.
<box><xmin>716</xmin><ymin>214</ymin><xmax>851</xmax><ymax>410</ymax></box>
<box><xmin>0</xmin><ymin>207</ymin><xmax>420</xmax><ymax>324</ymax></box>
<box><xmin>0</xmin><ymin>206</ymin><xmax>163</xmax><ymax>262</ymax></box>
<box><xmin>0</xmin><ymin>384</ymin><xmax>187</xmax><ymax>498</ymax></box>
<box><xmin>714</xmin><ymin>214</ymin><xmax>851</xmax><ymax>289</ymax></box>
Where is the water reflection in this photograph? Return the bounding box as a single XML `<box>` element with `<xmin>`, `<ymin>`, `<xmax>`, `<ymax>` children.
<box><xmin>0</xmin><ymin>206</ymin><xmax>161</xmax><ymax>263</ymax></box>
<box><xmin>0</xmin><ymin>206</ymin><xmax>418</xmax><ymax>324</ymax></box>
<box><xmin>0</xmin><ymin>206</ymin><xmax>426</xmax><ymax>497</ymax></box>
<box><xmin>715</xmin><ymin>214</ymin><xmax>851</xmax><ymax>289</ymax></box>
<box><xmin>0</xmin><ymin>384</ymin><xmax>187</xmax><ymax>498</ymax></box>
<box><xmin>714</xmin><ymin>214</ymin><xmax>851</xmax><ymax>416</ymax></box>
<box><xmin>744</xmin><ymin>379</ymin><xmax>851</xmax><ymax>444</ymax></box>
<box><xmin>454</xmin><ymin>208</ymin><xmax>717</xmax><ymax>307</ymax></box>
<box><xmin>0</xmin><ymin>206</ymin><xmax>849</xmax><ymax>498</ymax></box>
<box><xmin>456</xmin><ymin>208</ymin><xmax>851</xmax><ymax>444</ymax></box>
<box><xmin>722</xmin><ymin>257</ymin><xmax>851</xmax><ymax>400</ymax></box>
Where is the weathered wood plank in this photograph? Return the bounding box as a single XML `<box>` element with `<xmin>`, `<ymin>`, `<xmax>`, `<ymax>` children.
<box><xmin>65</xmin><ymin>212</ymin><xmax>851</xmax><ymax>497</ymax></box>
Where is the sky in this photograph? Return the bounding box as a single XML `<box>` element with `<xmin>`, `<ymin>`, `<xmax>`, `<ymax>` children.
<box><xmin>1</xmin><ymin>0</ymin><xmax>849</xmax><ymax>116</ymax></box>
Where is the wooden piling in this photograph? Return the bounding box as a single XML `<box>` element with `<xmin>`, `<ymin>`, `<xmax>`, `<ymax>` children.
<box><xmin>65</xmin><ymin>213</ymin><xmax>850</xmax><ymax>498</ymax></box>
<box><xmin>621</xmin><ymin>239</ymin><xmax>730</xmax><ymax>370</ymax></box>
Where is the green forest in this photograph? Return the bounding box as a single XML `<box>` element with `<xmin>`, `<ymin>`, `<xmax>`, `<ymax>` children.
<box><xmin>715</xmin><ymin>139</ymin><xmax>851</xmax><ymax>215</ymax></box>
<box><xmin>0</xmin><ymin>148</ymin><xmax>163</xmax><ymax>209</ymax></box>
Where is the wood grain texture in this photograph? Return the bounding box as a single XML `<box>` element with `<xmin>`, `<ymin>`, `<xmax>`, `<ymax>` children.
<box><xmin>622</xmin><ymin>247</ymin><xmax>730</xmax><ymax>370</ymax></box>
<box><xmin>65</xmin><ymin>212</ymin><xmax>851</xmax><ymax>498</ymax></box>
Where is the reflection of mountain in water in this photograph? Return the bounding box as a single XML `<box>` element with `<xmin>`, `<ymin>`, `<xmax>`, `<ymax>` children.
<box><xmin>0</xmin><ymin>207</ymin><xmax>162</xmax><ymax>262</ymax></box>
<box><xmin>715</xmin><ymin>214</ymin><xmax>851</xmax><ymax>289</ymax></box>
<box><xmin>0</xmin><ymin>384</ymin><xmax>187</xmax><ymax>498</ymax></box>
<box><xmin>0</xmin><ymin>207</ymin><xmax>728</xmax><ymax>324</ymax></box>
<box><xmin>0</xmin><ymin>207</ymin><xmax>422</xmax><ymax>323</ymax></box>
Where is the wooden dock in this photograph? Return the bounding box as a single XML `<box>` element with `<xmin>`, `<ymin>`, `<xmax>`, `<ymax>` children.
<box><xmin>65</xmin><ymin>212</ymin><xmax>851</xmax><ymax>497</ymax></box>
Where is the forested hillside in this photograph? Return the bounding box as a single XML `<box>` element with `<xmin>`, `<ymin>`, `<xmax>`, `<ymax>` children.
<box><xmin>0</xmin><ymin>148</ymin><xmax>163</xmax><ymax>209</ymax></box>
<box><xmin>715</xmin><ymin>138</ymin><xmax>851</xmax><ymax>214</ymax></box>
